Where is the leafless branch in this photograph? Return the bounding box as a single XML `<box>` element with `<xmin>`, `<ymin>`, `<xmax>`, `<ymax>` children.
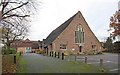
<box><xmin>0</xmin><ymin>0</ymin><xmax>40</xmax><ymax>52</ymax></box>
<box><xmin>2</xmin><ymin>1</ymin><xmax>29</xmax><ymax>17</ymax></box>
<box><xmin>2</xmin><ymin>14</ymin><xmax>30</xmax><ymax>19</ymax></box>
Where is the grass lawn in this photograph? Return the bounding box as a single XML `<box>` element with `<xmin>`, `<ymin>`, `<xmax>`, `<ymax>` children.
<box><xmin>17</xmin><ymin>54</ymin><xmax>108</xmax><ymax>73</ymax></box>
<box><xmin>103</xmin><ymin>52</ymin><xmax>119</xmax><ymax>54</ymax></box>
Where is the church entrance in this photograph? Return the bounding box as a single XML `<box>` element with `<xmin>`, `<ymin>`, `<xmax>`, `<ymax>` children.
<box><xmin>79</xmin><ymin>46</ymin><xmax>82</xmax><ymax>52</ymax></box>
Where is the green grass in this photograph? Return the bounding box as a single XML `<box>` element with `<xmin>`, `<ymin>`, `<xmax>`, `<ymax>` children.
<box><xmin>40</xmin><ymin>61</ymin><xmax>107</xmax><ymax>73</ymax></box>
<box><xmin>16</xmin><ymin>58</ymin><xmax>27</xmax><ymax>73</ymax></box>
<box><xmin>16</xmin><ymin>52</ymin><xmax>20</xmax><ymax>61</ymax></box>
<box><xmin>103</xmin><ymin>52</ymin><xmax>119</xmax><ymax>54</ymax></box>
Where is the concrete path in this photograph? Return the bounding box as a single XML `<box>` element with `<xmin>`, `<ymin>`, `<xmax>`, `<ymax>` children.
<box><xmin>17</xmin><ymin>53</ymin><xmax>103</xmax><ymax>73</ymax></box>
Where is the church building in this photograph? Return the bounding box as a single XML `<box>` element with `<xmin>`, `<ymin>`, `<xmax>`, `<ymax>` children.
<box><xmin>43</xmin><ymin>11</ymin><xmax>103</xmax><ymax>54</ymax></box>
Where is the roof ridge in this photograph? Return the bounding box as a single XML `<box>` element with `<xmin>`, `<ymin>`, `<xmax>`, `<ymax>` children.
<box><xmin>44</xmin><ymin>11</ymin><xmax>79</xmax><ymax>46</ymax></box>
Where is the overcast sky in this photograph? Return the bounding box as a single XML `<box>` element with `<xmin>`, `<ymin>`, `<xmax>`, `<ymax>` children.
<box><xmin>27</xmin><ymin>0</ymin><xmax>119</xmax><ymax>42</ymax></box>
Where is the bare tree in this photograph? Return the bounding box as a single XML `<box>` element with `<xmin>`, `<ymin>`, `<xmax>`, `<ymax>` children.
<box><xmin>0</xmin><ymin>27</ymin><xmax>2</xmax><ymax>42</ymax></box>
<box><xmin>0</xmin><ymin>0</ymin><xmax>39</xmax><ymax>53</ymax></box>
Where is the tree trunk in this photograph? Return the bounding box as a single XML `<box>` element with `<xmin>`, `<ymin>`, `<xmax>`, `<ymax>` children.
<box><xmin>6</xmin><ymin>42</ymin><xmax>11</xmax><ymax>54</ymax></box>
<box><xmin>0</xmin><ymin>11</ymin><xmax>2</xmax><ymax>21</ymax></box>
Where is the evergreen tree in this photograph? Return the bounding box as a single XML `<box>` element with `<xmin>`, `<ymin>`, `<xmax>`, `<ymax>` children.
<box><xmin>104</xmin><ymin>37</ymin><xmax>114</xmax><ymax>51</ymax></box>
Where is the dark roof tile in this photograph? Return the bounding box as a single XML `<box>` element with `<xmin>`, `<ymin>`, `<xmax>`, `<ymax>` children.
<box><xmin>44</xmin><ymin>11</ymin><xmax>79</xmax><ymax>46</ymax></box>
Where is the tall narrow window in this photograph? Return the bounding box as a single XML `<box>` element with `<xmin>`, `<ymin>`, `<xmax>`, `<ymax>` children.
<box><xmin>75</xmin><ymin>25</ymin><xmax>84</xmax><ymax>44</ymax></box>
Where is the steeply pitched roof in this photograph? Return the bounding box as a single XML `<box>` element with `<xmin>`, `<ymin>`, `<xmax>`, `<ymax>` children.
<box><xmin>44</xmin><ymin>11</ymin><xmax>79</xmax><ymax>47</ymax></box>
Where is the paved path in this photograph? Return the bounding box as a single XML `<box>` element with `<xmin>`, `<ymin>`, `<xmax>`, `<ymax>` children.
<box><xmin>17</xmin><ymin>53</ymin><xmax>103</xmax><ymax>73</ymax></box>
<box><xmin>69</xmin><ymin>53</ymin><xmax>119</xmax><ymax>73</ymax></box>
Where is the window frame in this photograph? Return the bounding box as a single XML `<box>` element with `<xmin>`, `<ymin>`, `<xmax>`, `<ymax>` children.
<box><xmin>60</xmin><ymin>44</ymin><xmax>67</xmax><ymax>50</ymax></box>
<box><xmin>75</xmin><ymin>25</ymin><xmax>85</xmax><ymax>44</ymax></box>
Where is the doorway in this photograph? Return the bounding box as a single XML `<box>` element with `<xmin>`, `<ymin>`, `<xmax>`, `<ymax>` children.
<box><xmin>79</xmin><ymin>46</ymin><xmax>82</xmax><ymax>52</ymax></box>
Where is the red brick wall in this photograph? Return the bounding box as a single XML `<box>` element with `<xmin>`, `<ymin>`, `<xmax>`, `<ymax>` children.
<box><xmin>48</xmin><ymin>12</ymin><xmax>103</xmax><ymax>53</ymax></box>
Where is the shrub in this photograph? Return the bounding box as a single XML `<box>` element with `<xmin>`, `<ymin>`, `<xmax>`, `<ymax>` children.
<box><xmin>8</xmin><ymin>48</ymin><xmax>15</xmax><ymax>54</ymax></box>
<box><xmin>40</xmin><ymin>50</ymin><xmax>45</xmax><ymax>54</ymax></box>
<box><xmin>1</xmin><ymin>46</ymin><xmax>15</xmax><ymax>54</ymax></box>
<box><xmin>64</xmin><ymin>52</ymin><xmax>69</xmax><ymax>56</ymax></box>
<box><xmin>84</xmin><ymin>50</ymin><xmax>101</xmax><ymax>55</ymax></box>
<box><xmin>1</xmin><ymin>46</ymin><xmax>7</xmax><ymax>54</ymax></box>
<box><xmin>86</xmin><ymin>50</ymin><xmax>94</xmax><ymax>55</ymax></box>
<box><xmin>63</xmin><ymin>51</ymin><xmax>69</xmax><ymax>56</ymax></box>
<box><xmin>16</xmin><ymin>52</ymin><xmax>21</xmax><ymax>61</ymax></box>
<box><xmin>83</xmin><ymin>52</ymin><xmax>87</xmax><ymax>55</ymax></box>
<box><xmin>97</xmin><ymin>51</ymin><xmax>103</xmax><ymax>54</ymax></box>
<box><xmin>36</xmin><ymin>50</ymin><xmax>45</xmax><ymax>54</ymax></box>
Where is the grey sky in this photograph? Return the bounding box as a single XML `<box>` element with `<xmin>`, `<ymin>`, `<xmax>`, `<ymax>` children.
<box><xmin>28</xmin><ymin>0</ymin><xmax>119</xmax><ymax>42</ymax></box>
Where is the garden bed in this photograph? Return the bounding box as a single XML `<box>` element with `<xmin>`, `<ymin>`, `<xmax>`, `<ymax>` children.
<box><xmin>2</xmin><ymin>52</ymin><xmax>21</xmax><ymax>73</ymax></box>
